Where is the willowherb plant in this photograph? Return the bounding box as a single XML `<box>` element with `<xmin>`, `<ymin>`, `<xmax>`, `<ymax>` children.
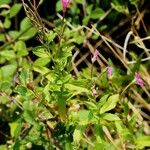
<box><xmin>0</xmin><ymin>0</ymin><xmax>150</xmax><ymax>149</ymax></box>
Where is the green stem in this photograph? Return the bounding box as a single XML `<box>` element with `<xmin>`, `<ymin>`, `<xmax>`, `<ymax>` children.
<box><xmin>91</xmin><ymin>63</ymin><xmax>93</xmax><ymax>80</ymax></box>
<box><xmin>120</xmin><ymin>80</ymin><xmax>135</xmax><ymax>97</ymax></box>
<box><xmin>58</xmin><ymin>12</ymin><xmax>66</xmax><ymax>49</ymax></box>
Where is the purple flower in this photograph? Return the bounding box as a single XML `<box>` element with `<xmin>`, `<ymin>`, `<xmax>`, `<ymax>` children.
<box><xmin>61</xmin><ymin>0</ymin><xmax>69</xmax><ymax>10</ymax></box>
<box><xmin>134</xmin><ymin>72</ymin><xmax>144</xmax><ymax>87</ymax></box>
<box><xmin>107</xmin><ymin>67</ymin><xmax>113</xmax><ymax>78</ymax></box>
<box><xmin>91</xmin><ymin>49</ymin><xmax>99</xmax><ymax>63</ymax></box>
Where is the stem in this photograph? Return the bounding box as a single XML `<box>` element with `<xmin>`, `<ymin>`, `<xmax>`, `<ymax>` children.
<box><xmin>91</xmin><ymin>63</ymin><xmax>93</xmax><ymax>80</ymax></box>
<box><xmin>33</xmin><ymin>0</ymin><xmax>36</xmax><ymax>8</ymax></box>
<box><xmin>58</xmin><ymin>11</ymin><xmax>66</xmax><ymax>49</ymax></box>
<box><xmin>82</xmin><ymin>133</ymin><xmax>94</xmax><ymax>147</ymax></box>
<box><xmin>120</xmin><ymin>80</ymin><xmax>135</xmax><ymax>97</ymax></box>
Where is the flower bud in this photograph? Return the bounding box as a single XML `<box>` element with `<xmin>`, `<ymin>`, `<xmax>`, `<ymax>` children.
<box><xmin>134</xmin><ymin>72</ymin><xmax>144</xmax><ymax>87</ymax></box>
<box><xmin>61</xmin><ymin>0</ymin><xmax>69</xmax><ymax>11</ymax></box>
<box><xmin>107</xmin><ymin>67</ymin><xmax>113</xmax><ymax>79</ymax></box>
<box><xmin>91</xmin><ymin>49</ymin><xmax>99</xmax><ymax>63</ymax></box>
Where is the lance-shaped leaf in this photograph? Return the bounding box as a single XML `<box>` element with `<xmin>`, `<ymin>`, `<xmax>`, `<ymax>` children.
<box><xmin>100</xmin><ymin>94</ymin><xmax>119</xmax><ymax>114</ymax></box>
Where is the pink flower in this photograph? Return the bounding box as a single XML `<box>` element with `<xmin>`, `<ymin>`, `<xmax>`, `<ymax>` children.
<box><xmin>92</xmin><ymin>88</ymin><xmax>97</xmax><ymax>97</ymax></box>
<box><xmin>107</xmin><ymin>67</ymin><xmax>113</xmax><ymax>78</ymax></box>
<box><xmin>61</xmin><ymin>0</ymin><xmax>69</xmax><ymax>10</ymax></box>
<box><xmin>134</xmin><ymin>72</ymin><xmax>144</xmax><ymax>87</ymax></box>
<box><xmin>91</xmin><ymin>49</ymin><xmax>99</xmax><ymax>63</ymax></box>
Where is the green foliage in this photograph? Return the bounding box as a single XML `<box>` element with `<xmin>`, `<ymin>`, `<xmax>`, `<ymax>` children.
<box><xmin>0</xmin><ymin>0</ymin><xmax>149</xmax><ymax>149</ymax></box>
<box><xmin>111</xmin><ymin>0</ymin><xmax>129</xmax><ymax>14</ymax></box>
<box><xmin>100</xmin><ymin>94</ymin><xmax>119</xmax><ymax>114</ymax></box>
<box><xmin>135</xmin><ymin>136</ymin><xmax>150</xmax><ymax>149</ymax></box>
<box><xmin>0</xmin><ymin>0</ymin><xmax>11</xmax><ymax>5</ymax></box>
<box><xmin>9</xmin><ymin>3</ymin><xmax>22</xmax><ymax>18</ymax></box>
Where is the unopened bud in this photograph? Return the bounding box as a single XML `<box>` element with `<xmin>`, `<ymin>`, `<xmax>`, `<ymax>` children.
<box><xmin>61</xmin><ymin>0</ymin><xmax>69</xmax><ymax>11</ymax></box>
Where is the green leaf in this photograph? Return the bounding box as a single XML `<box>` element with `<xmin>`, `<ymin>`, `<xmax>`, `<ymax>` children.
<box><xmin>0</xmin><ymin>145</ymin><xmax>7</xmax><ymax>150</ymax></box>
<box><xmin>20</xmin><ymin>17</ymin><xmax>32</xmax><ymax>30</ymax></box>
<box><xmin>0</xmin><ymin>95</ymin><xmax>9</xmax><ymax>104</ymax></box>
<box><xmin>73</xmin><ymin>125</ymin><xmax>84</xmax><ymax>143</ymax></box>
<box><xmin>8</xmin><ymin>31</ymin><xmax>20</xmax><ymax>39</ymax></box>
<box><xmin>0</xmin><ymin>81</ymin><xmax>11</xmax><ymax>91</ymax></box>
<box><xmin>47</xmin><ymin>31</ymin><xmax>57</xmax><ymax>43</ymax></box>
<box><xmin>0</xmin><ymin>64</ymin><xmax>17</xmax><ymax>80</ymax></box>
<box><xmin>94</xmin><ymin>142</ymin><xmax>115</xmax><ymax>150</ymax></box>
<box><xmin>57</xmin><ymin>92</ymin><xmax>67</xmax><ymax>118</ymax></box>
<box><xmin>19</xmin><ymin>69</ymin><xmax>29</xmax><ymax>86</ymax></box>
<box><xmin>73</xmin><ymin>129</ymin><xmax>82</xmax><ymax>143</ymax></box>
<box><xmin>76</xmin><ymin>0</ymin><xmax>83</xmax><ymax>4</ymax></box>
<box><xmin>56</xmin><ymin>1</ymin><xmax>62</xmax><ymax>12</ymax></box>
<box><xmin>101</xmin><ymin>113</ymin><xmax>120</xmax><ymax>121</ymax></box>
<box><xmin>18</xmin><ymin>18</ymin><xmax>37</xmax><ymax>40</ymax></box>
<box><xmin>23</xmin><ymin>110</ymin><xmax>41</xmax><ymax>130</ymax></box>
<box><xmin>0</xmin><ymin>50</ymin><xmax>16</xmax><ymax>60</ymax></box>
<box><xmin>69</xmin><ymin>79</ymin><xmax>91</xmax><ymax>89</ymax></box>
<box><xmin>94</xmin><ymin>142</ymin><xmax>106</xmax><ymax>150</ymax></box>
<box><xmin>33</xmin><ymin>57</ymin><xmax>50</xmax><ymax>66</ymax></box>
<box><xmin>115</xmin><ymin>121</ymin><xmax>123</xmax><ymax>133</ymax></box>
<box><xmin>73</xmin><ymin>35</ymin><xmax>85</xmax><ymax>45</ymax></box>
<box><xmin>0</xmin><ymin>0</ymin><xmax>11</xmax><ymax>5</ymax></box>
<box><xmin>15</xmin><ymin>86</ymin><xmax>27</xmax><ymax>96</ymax></box>
<box><xmin>0</xmin><ymin>9</ymin><xmax>10</xmax><ymax>17</ymax></box>
<box><xmin>135</xmin><ymin>136</ymin><xmax>150</xmax><ymax>149</ymax></box>
<box><xmin>13</xmin><ymin>140</ymin><xmax>21</xmax><ymax>150</ymax></box>
<box><xmin>100</xmin><ymin>94</ymin><xmax>119</xmax><ymax>114</ymax></box>
<box><xmin>98</xmin><ymin>71</ymin><xmax>109</xmax><ymax>88</ymax></box>
<box><xmin>33</xmin><ymin>66</ymin><xmax>50</xmax><ymax>75</ymax></box>
<box><xmin>82</xmin><ymin>16</ymin><xmax>90</xmax><ymax>25</ymax></box>
<box><xmin>87</xmin><ymin>4</ymin><xmax>93</xmax><ymax>15</ymax></box>
<box><xmin>9</xmin><ymin>122</ymin><xmax>21</xmax><ymax>138</ymax></box>
<box><xmin>65</xmin><ymin>83</ymin><xmax>90</xmax><ymax>94</ymax></box>
<box><xmin>84</xmin><ymin>101</ymin><xmax>98</xmax><ymax>110</ymax></box>
<box><xmin>19</xmin><ymin>27</ymin><xmax>37</xmax><ymax>40</ymax></box>
<box><xmin>33</xmin><ymin>46</ymin><xmax>50</xmax><ymax>58</ymax></box>
<box><xmin>43</xmin><ymin>82</ymin><xmax>51</xmax><ymax>101</ymax></box>
<box><xmin>23</xmin><ymin>100</ymin><xmax>37</xmax><ymax>112</ymax></box>
<box><xmin>78</xmin><ymin>110</ymin><xmax>93</xmax><ymax>125</ymax></box>
<box><xmin>0</xmin><ymin>34</ymin><xmax>5</xmax><ymax>42</ymax></box>
<box><xmin>49</xmin><ymin>83</ymin><xmax>61</xmax><ymax>92</ymax></box>
<box><xmin>115</xmin><ymin>121</ymin><xmax>133</xmax><ymax>141</ymax></box>
<box><xmin>9</xmin><ymin>3</ymin><xmax>22</xmax><ymax>18</ymax></box>
<box><xmin>56</xmin><ymin>72</ymin><xmax>71</xmax><ymax>84</ymax></box>
<box><xmin>128</xmin><ymin>113</ymin><xmax>138</xmax><ymax>129</ymax></box>
<box><xmin>111</xmin><ymin>0</ymin><xmax>129</xmax><ymax>14</ymax></box>
<box><xmin>98</xmin><ymin>94</ymin><xmax>110</xmax><ymax>108</ymax></box>
<box><xmin>90</xmin><ymin>8</ymin><xmax>105</xmax><ymax>19</ymax></box>
<box><xmin>14</xmin><ymin>40</ymin><xmax>28</xmax><ymax>57</ymax></box>
<box><xmin>129</xmin><ymin>0</ymin><xmax>140</xmax><ymax>6</ymax></box>
<box><xmin>3</xmin><ymin>18</ymin><xmax>11</xmax><ymax>29</ymax></box>
<box><xmin>55</xmin><ymin>46</ymin><xmax>74</xmax><ymax>71</ymax></box>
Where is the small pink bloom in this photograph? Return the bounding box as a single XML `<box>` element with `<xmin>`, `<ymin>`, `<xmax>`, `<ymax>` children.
<box><xmin>107</xmin><ymin>67</ymin><xmax>113</xmax><ymax>78</ymax></box>
<box><xmin>61</xmin><ymin>0</ymin><xmax>69</xmax><ymax>10</ymax></box>
<box><xmin>91</xmin><ymin>49</ymin><xmax>99</xmax><ymax>63</ymax></box>
<box><xmin>92</xmin><ymin>88</ymin><xmax>97</xmax><ymax>97</ymax></box>
<box><xmin>134</xmin><ymin>72</ymin><xmax>144</xmax><ymax>87</ymax></box>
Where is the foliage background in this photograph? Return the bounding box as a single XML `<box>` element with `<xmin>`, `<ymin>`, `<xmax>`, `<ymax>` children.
<box><xmin>0</xmin><ymin>0</ymin><xmax>150</xmax><ymax>149</ymax></box>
